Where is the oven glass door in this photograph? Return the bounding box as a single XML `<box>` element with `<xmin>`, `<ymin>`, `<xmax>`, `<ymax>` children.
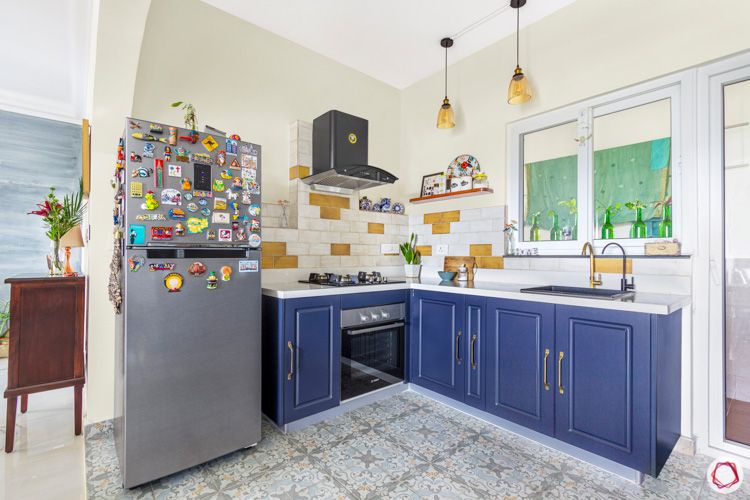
<box><xmin>341</xmin><ymin>321</ymin><xmax>404</xmax><ymax>401</ymax></box>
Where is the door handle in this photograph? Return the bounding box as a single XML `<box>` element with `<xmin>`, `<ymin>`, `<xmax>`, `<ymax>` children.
<box><xmin>543</xmin><ymin>348</ymin><xmax>550</xmax><ymax>391</ymax></box>
<box><xmin>558</xmin><ymin>351</ymin><xmax>565</xmax><ymax>395</ymax></box>
<box><xmin>470</xmin><ymin>334</ymin><xmax>477</xmax><ymax>369</ymax></box>
<box><xmin>455</xmin><ymin>329</ymin><xmax>462</xmax><ymax>364</ymax></box>
<box><xmin>287</xmin><ymin>341</ymin><xmax>295</xmax><ymax>380</ymax></box>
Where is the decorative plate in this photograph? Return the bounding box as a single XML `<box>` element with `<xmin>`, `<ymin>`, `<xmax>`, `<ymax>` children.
<box><xmin>447</xmin><ymin>154</ymin><xmax>480</xmax><ymax>177</ymax></box>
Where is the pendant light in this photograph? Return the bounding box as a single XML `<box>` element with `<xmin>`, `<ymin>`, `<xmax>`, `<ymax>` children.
<box><xmin>436</xmin><ymin>37</ymin><xmax>455</xmax><ymax>129</ymax></box>
<box><xmin>507</xmin><ymin>0</ymin><xmax>532</xmax><ymax>105</ymax></box>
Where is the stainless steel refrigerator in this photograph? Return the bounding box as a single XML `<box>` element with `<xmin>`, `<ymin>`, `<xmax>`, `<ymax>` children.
<box><xmin>113</xmin><ymin>118</ymin><xmax>262</xmax><ymax>488</ymax></box>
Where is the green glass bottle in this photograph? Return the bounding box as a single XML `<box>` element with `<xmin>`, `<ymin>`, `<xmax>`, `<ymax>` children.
<box><xmin>529</xmin><ymin>213</ymin><xmax>541</xmax><ymax>241</ymax></box>
<box><xmin>658</xmin><ymin>204</ymin><xmax>672</xmax><ymax>238</ymax></box>
<box><xmin>630</xmin><ymin>207</ymin><xmax>648</xmax><ymax>238</ymax></box>
<box><xmin>549</xmin><ymin>211</ymin><xmax>562</xmax><ymax>241</ymax></box>
<box><xmin>601</xmin><ymin>208</ymin><xmax>614</xmax><ymax>239</ymax></box>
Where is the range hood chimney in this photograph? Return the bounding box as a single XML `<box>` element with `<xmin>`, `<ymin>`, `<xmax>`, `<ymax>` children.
<box><xmin>302</xmin><ymin>110</ymin><xmax>398</xmax><ymax>194</ymax></box>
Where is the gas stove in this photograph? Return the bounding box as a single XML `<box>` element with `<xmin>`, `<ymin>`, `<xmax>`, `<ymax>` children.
<box><xmin>299</xmin><ymin>271</ymin><xmax>405</xmax><ymax>287</ymax></box>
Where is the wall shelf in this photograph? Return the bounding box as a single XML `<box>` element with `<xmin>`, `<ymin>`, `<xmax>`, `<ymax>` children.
<box><xmin>409</xmin><ymin>187</ymin><xmax>494</xmax><ymax>204</ymax></box>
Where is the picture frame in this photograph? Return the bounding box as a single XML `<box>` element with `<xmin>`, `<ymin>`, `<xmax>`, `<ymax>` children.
<box><xmin>420</xmin><ymin>172</ymin><xmax>447</xmax><ymax>197</ymax></box>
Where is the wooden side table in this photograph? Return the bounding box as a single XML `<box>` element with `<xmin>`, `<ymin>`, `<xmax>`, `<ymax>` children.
<box><xmin>3</xmin><ymin>275</ymin><xmax>86</xmax><ymax>452</ymax></box>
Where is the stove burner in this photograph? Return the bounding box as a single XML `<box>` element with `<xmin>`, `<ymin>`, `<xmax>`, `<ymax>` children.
<box><xmin>300</xmin><ymin>271</ymin><xmax>403</xmax><ymax>287</ymax></box>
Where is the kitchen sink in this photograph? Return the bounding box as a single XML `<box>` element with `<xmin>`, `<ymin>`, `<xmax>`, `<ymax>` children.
<box><xmin>520</xmin><ymin>285</ymin><xmax>635</xmax><ymax>300</ymax></box>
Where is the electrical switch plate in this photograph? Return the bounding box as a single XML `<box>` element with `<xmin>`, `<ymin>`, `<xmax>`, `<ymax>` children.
<box><xmin>381</xmin><ymin>243</ymin><xmax>399</xmax><ymax>255</ymax></box>
<box><xmin>436</xmin><ymin>244</ymin><xmax>449</xmax><ymax>255</ymax></box>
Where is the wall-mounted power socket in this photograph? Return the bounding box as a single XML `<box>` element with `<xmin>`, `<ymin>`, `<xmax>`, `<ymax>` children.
<box><xmin>381</xmin><ymin>243</ymin><xmax>399</xmax><ymax>255</ymax></box>
<box><xmin>435</xmin><ymin>244</ymin><xmax>449</xmax><ymax>255</ymax></box>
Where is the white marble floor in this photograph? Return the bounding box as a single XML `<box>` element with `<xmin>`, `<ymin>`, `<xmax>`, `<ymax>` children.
<box><xmin>0</xmin><ymin>358</ymin><xmax>86</xmax><ymax>500</ymax></box>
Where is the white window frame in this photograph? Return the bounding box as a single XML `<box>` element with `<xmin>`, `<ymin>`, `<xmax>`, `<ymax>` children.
<box><xmin>507</xmin><ymin>71</ymin><xmax>693</xmax><ymax>255</ymax></box>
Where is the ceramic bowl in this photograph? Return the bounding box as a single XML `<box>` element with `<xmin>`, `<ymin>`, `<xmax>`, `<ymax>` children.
<box><xmin>438</xmin><ymin>271</ymin><xmax>456</xmax><ymax>282</ymax></box>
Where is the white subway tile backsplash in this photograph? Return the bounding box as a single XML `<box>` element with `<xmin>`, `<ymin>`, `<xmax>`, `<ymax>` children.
<box><xmin>298</xmin><ymin>204</ymin><xmax>321</xmax><ymax>218</ymax></box>
<box><xmin>264</xmin><ymin>228</ymin><xmax>299</xmax><ymax>241</ymax></box>
<box><xmin>449</xmin><ymin>244</ymin><xmax>470</xmax><ymax>256</ymax></box>
<box><xmin>460</xmin><ymin>208</ymin><xmax>482</xmax><ymax>221</ymax></box>
<box><xmin>328</xmin><ymin>220</ymin><xmax>351</xmax><ymax>232</ymax></box>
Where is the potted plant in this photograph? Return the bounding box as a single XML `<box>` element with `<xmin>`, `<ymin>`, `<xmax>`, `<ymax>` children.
<box><xmin>558</xmin><ymin>198</ymin><xmax>578</xmax><ymax>240</ymax></box>
<box><xmin>625</xmin><ymin>200</ymin><xmax>648</xmax><ymax>238</ymax></box>
<box><xmin>171</xmin><ymin>101</ymin><xmax>197</xmax><ymax>131</ymax></box>
<box><xmin>399</xmin><ymin>233</ymin><xmax>422</xmax><ymax>278</ymax></box>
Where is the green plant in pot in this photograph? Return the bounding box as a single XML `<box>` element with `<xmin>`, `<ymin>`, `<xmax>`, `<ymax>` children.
<box><xmin>170</xmin><ymin>101</ymin><xmax>198</xmax><ymax>132</ymax></box>
<box><xmin>625</xmin><ymin>199</ymin><xmax>648</xmax><ymax>238</ymax></box>
<box><xmin>600</xmin><ymin>203</ymin><xmax>621</xmax><ymax>240</ymax></box>
<box><xmin>400</xmin><ymin>233</ymin><xmax>422</xmax><ymax>278</ymax></box>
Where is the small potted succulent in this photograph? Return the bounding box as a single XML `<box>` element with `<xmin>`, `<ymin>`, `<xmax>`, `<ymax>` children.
<box><xmin>400</xmin><ymin>233</ymin><xmax>422</xmax><ymax>278</ymax></box>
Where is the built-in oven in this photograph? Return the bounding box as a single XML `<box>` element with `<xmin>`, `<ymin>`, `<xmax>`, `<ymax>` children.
<box><xmin>341</xmin><ymin>302</ymin><xmax>405</xmax><ymax>401</ymax></box>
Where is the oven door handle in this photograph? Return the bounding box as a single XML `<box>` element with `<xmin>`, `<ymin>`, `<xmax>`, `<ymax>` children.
<box><xmin>345</xmin><ymin>322</ymin><xmax>405</xmax><ymax>336</ymax></box>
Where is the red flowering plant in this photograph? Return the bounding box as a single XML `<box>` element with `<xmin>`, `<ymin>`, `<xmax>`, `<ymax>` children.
<box><xmin>29</xmin><ymin>180</ymin><xmax>85</xmax><ymax>274</ymax></box>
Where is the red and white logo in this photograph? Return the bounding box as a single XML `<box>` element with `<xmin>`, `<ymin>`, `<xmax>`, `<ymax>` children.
<box><xmin>707</xmin><ymin>458</ymin><xmax>744</xmax><ymax>494</ymax></box>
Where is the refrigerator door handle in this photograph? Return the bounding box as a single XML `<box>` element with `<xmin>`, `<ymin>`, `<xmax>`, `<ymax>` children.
<box><xmin>287</xmin><ymin>341</ymin><xmax>295</xmax><ymax>380</ymax></box>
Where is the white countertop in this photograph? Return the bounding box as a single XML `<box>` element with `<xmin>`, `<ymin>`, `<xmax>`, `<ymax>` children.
<box><xmin>262</xmin><ymin>278</ymin><xmax>690</xmax><ymax>315</ymax></box>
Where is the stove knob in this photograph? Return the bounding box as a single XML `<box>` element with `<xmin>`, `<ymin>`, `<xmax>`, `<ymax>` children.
<box><xmin>359</xmin><ymin>313</ymin><xmax>369</xmax><ymax>322</ymax></box>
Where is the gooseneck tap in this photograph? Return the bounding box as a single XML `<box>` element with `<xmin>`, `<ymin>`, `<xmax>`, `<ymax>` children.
<box><xmin>602</xmin><ymin>242</ymin><xmax>635</xmax><ymax>292</ymax></box>
<box><xmin>581</xmin><ymin>242</ymin><xmax>602</xmax><ymax>288</ymax></box>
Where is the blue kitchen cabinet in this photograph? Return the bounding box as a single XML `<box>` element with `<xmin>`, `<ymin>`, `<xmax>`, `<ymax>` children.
<box><xmin>410</xmin><ymin>291</ymin><xmax>465</xmax><ymax>400</ymax></box>
<box><xmin>485</xmin><ymin>298</ymin><xmax>555</xmax><ymax>435</ymax></box>
<box><xmin>463</xmin><ymin>296</ymin><xmax>486</xmax><ymax>410</ymax></box>
<box><xmin>261</xmin><ymin>295</ymin><xmax>340</xmax><ymax>425</ymax></box>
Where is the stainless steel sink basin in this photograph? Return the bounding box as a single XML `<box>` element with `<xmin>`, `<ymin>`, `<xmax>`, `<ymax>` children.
<box><xmin>520</xmin><ymin>285</ymin><xmax>635</xmax><ymax>300</ymax></box>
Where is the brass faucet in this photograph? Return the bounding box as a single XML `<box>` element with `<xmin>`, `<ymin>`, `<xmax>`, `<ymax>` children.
<box><xmin>581</xmin><ymin>242</ymin><xmax>602</xmax><ymax>288</ymax></box>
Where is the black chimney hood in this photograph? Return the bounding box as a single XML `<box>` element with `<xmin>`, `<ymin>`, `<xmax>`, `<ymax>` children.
<box><xmin>302</xmin><ymin>110</ymin><xmax>398</xmax><ymax>193</ymax></box>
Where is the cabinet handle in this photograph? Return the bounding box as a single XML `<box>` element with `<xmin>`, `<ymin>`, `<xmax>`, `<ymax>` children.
<box><xmin>455</xmin><ymin>329</ymin><xmax>462</xmax><ymax>364</ymax></box>
<box><xmin>543</xmin><ymin>348</ymin><xmax>550</xmax><ymax>391</ymax></box>
<box><xmin>558</xmin><ymin>351</ymin><xmax>565</xmax><ymax>395</ymax></box>
<box><xmin>470</xmin><ymin>334</ymin><xmax>477</xmax><ymax>369</ymax></box>
<box><xmin>287</xmin><ymin>341</ymin><xmax>295</xmax><ymax>380</ymax></box>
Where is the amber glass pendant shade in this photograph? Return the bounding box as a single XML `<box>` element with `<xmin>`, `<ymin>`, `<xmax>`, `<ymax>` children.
<box><xmin>507</xmin><ymin>66</ymin><xmax>532</xmax><ymax>105</ymax></box>
<box><xmin>437</xmin><ymin>98</ymin><xmax>455</xmax><ymax>129</ymax></box>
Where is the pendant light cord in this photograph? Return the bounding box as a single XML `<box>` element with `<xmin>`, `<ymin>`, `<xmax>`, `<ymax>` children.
<box><xmin>516</xmin><ymin>4</ymin><xmax>520</xmax><ymax>67</ymax></box>
<box><xmin>444</xmin><ymin>44</ymin><xmax>448</xmax><ymax>99</ymax></box>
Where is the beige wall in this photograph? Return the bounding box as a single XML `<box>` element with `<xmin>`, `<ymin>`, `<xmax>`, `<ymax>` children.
<box><xmin>400</xmin><ymin>0</ymin><xmax>750</xmax><ymax>215</ymax></box>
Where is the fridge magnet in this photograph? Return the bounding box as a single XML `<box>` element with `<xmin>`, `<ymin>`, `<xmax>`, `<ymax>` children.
<box><xmin>235</xmin><ymin>228</ymin><xmax>247</xmax><ymax>241</ymax></box>
<box><xmin>220</xmin><ymin>265</ymin><xmax>232</xmax><ymax>281</ymax></box>
<box><xmin>225</xmin><ymin>188</ymin><xmax>238</xmax><ymax>201</ymax></box>
<box><xmin>174</xmin><ymin>222</ymin><xmax>185</xmax><ymax>237</ymax></box>
<box><xmin>213</xmin><ymin>179</ymin><xmax>225</xmax><ymax>192</ymax></box>
<box><xmin>149</xmin><ymin>123</ymin><xmax>163</xmax><ymax>134</ymax></box>
<box><xmin>168</xmin><ymin>208</ymin><xmax>186</xmax><ymax>220</ymax></box>
<box><xmin>128</xmin><ymin>224</ymin><xmax>146</xmax><ymax>245</ymax></box>
<box><xmin>198</xmin><ymin>198</ymin><xmax>208</xmax><ymax>206</ymax></box>
<box><xmin>249</xmin><ymin>233</ymin><xmax>261</xmax><ymax>248</ymax></box>
<box><xmin>238</xmin><ymin>260</ymin><xmax>259</xmax><ymax>273</ymax></box>
<box><xmin>230</xmin><ymin>157</ymin><xmax>241</xmax><ymax>169</ymax></box>
<box><xmin>201</xmin><ymin>135</ymin><xmax>218</xmax><ymax>152</ymax></box>
<box><xmin>230</xmin><ymin>201</ymin><xmax>240</xmax><ymax>220</ymax></box>
<box><xmin>240</xmin><ymin>167</ymin><xmax>255</xmax><ymax>180</ymax></box>
<box><xmin>188</xmin><ymin>261</ymin><xmax>206</xmax><ymax>276</ymax></box>
<box><xmin>118</xmin><ymin>138</ymin><xmax>125</xmax><ymax>160</ymax></box>
<box><xmin>240</xmin><ymin>143</ymin><xmax>257</xmax><ymax>155</ymax></box>
<box><xmin>206</xmin><ymin>271</ymin><xmax>218</xmax><ymax>290</ymax></box>
<box><xmin>212</xmin><ymin>212</ymin><xmax>230</xmax><ymax>224</ymax></box>
<box><xmin>218</xmin><ymin>229</ymin><xmax>232</xmax><ymax>242</ymax></box>
<box><xmin>186</xmin><ymin>217</ymin><xmax>208</xmax><ymax>234</ymax></box>
<box><xmin>154</xmin><ymin>159</ymin><xmax>164</xmax><ymax>187</ymax></box>
<box><xmin>214</xmin><ymin>197</ymin><xmax>227</xmax><ymax>210</ymax></box>
<box><xmin>241</xmin><ymin>191</ymin><xmax>252</xmax><ymax>205</ymax></box>
<box><xmin>248</xmin><ymin>204</ymin><xmax>261</xmax><ymax>217</ymax></box>
<box><xmin>164</xmin><ymin>146</ymin><xmax>172</xmax><ymax>161</ymax></box>
<box><xmin>129</xmin><ymin>119</ymin><xmax>141</xmax><ymax>129</ymax></box>
<box><xmin>130</xmin><ymin>182</ymin><xmax>143</xmax><ymax>198</ymax></box>
<box><xmin>179</xmin><ymin>131</ymin><xmax>199</xmax><ymax>144</ymax></box>
<box><xmin>168</xmin><ymin>164</ymin><xmax>182</xmax><ymax>177</ymax></box>
<box><xmin>250</xmin><ymin>219</ymin><xmax>261</xmax><ymax>232</ymax></box>
<box><xmin>151</xmin><ymin>226</ymin><xmax>173</xmax><ymax>240</ymax></box>
<box><xmin>128</xmin><ymin>255</ymin><xmax>145</xmax><ymax>272</ymax></box>
<box><xmin>200</xmin><ymin>207</ymin><xmax>211</xmax><ymax>217</ymax></box>
<box><xmin>191</xmin><ymin>153</ymin><xmax>212</xmax><ymax>164</ymax></box>
<box><xmin>232</xmin><ymin>221</ymin><xmax>239</xmax><ymax>231</ymax></box>
<box><xmin>132</xmin><ymin>166</ymin><xmax>152</xmax><ymax>178</ymax></box>
<box><xmin>175</xmin><ymin>148</ymin><xmax>189</xmax><ymax>162</ymax></box>
<box><xmin>131</xmin><ymin>132</ymin><xmax>157</xmax><ymax>141</ymax></box>
<box><xmin>143</xmin><ymin>142</ymin><xmax>155</xmax><ymax>158</ymax></box>
<box><xmin>246</xmin><ymin>180</ymin><xmax>260</xmax><ymax>195</ymax></box>
<box><xmin>231</xmin><ymin>134</ymin><xmax>242</xmax><ymax>142</ymax></box>
<box><xmin>231</xmin><ymin>177</ymin><xmax>243</xmax><ymax>191</ymax></box>
<box><xmin>226</xmin><ymin>138</ymin><xmax>238</xmax><ymax>155</ymax></box>
<box><xmin>142</xmin><ymin>190</ymin><xmax>159</xmax><ymax>210</ymax></box>
<box><xmin>135</xmin><ymin>213</ymin><xmax>166</xmax><ymax>221</ymax></box>
<box><xmin>160</xmin><ymin>188</ymin><xmax>182</xmax><ymax>205</ymax></box>
<box><xmin>240</xmin><ymin>154</ymin><xmax>256</xmax><ymax>168</ymax></box>
<box><xmin>168</xmin><ymin>126</ymin><xmax>177</xmax><ymax>146</ymax></box>
<box><xmin>216</xmin><ymin>150</ymin><xmax>226</xmax><ymax>166</ymax></box>
<box><xmin>220</xmin><ymin>169</ymin><xmax>233</xmax><ymax>180</ymax></box>
<box><xmin>182</xmin><ymin>179</ymin><xmax>192</xmax><ymax>191</ymax></box>
<box><xmin>130</xmin><ymin>152</ymin><xmax>142</xmax><ymax>162</ymax></box>
<box><xmin>186</xmin><ymin>202</ymin><xmax>198</xmax><ymax>213</ymax></box>
<box><xmin>193</xmin><ymin>190</ymin><xmax>213</xmax><ymax>199</ymax></box>
<box><xmin>164</xmin><ymin>273</ymin><xmax>183</xmax><ymax>293</ymax></box>
<box><xmin>206</xmin><ymin>229</ymin><xmax>216</xmax><ymax>240</ymax></box>
<box><xmin>239</xmin><ymin>214</ymin><xmax>249</xmax><ymax>225</ymax></box>
<box><xmin>149</xmin><ymin>262</ymin><xmax>176</xmax><ymax>271</ymax></box>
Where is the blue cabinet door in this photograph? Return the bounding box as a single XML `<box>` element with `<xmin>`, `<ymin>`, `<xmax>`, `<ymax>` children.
<box><xmin>464</xmin><ymin>296</ymin><xmax>486</xmax><ymax>409</ymax></box>
<box><xmin>554</xmin><ymin>305</ymin><xmax>651</xmax><ymax>470</ymax></box>
<box><xmin>283</xmin><ymin>296</ymin><xmax>341</xmax><ymax>423</ymax></box>
<box><xmin>410</xmin><ymin>291</ymin><xmax>464</xmax><ymax>400</ymax></box>
<box><xmin>485</xmin><ymin>298</ymin><xmax>555</xmax><ymax>435</ymax></box>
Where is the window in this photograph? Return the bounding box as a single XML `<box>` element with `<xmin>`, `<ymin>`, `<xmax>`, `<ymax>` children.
<box><xmin>507</xmin><ymin>73</ymin><xmax>686</xmax><ymax>254</ymax></box>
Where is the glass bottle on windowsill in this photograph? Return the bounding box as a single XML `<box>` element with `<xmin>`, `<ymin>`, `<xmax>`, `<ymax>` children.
<box><xmin>601</xmin><ymin>208</ymin><xmax>615</xmax><ymax>239</ymax></box>
<box><xmin>549</xmin><ymin>211</ymin><xmax>562</xmax><ymax>241</ymax></box>
<box><xmin>529</xmin><ymin>213</ymin><xmax>541</xmax><ymax>242</ymax></box>
<box><xmin>658</xmin><ymin>204</ymin><xmax>672</xmax><ymax>238</ymax></box>
<box><xmin>630</xmin><ymin>207</ymin><xmax>648</xmax><ymax>238</ymax></box>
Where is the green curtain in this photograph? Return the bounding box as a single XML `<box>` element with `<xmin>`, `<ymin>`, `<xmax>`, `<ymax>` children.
<box><xmin>525</xmin><ymin>137</ymin><xmax>671</xmax><ymax>230</ymax></box>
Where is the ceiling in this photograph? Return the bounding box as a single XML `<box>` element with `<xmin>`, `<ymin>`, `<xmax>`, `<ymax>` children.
<box><xmin>0</xmin><ymin>0</ymin><xmax>93</xmax><ymax>122</ymax></box>
<box><xmin>202</xmin><ymin>0</ymin><xmax>576</xmax><ymax>89</ymax></box>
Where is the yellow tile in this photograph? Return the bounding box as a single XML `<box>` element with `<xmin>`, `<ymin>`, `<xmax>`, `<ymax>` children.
<box><xmin>368</xmin><ymin>223</ymin><xmax>385</xmax><ymax>234</ymax></box>
<box><xmin>320</xmin><ymin>206</ymin><xmax>341</xmax><ymax>220</ymax></box>
<box><xmin>330</xmin><ymin>243</ymin><xmax>351</xmax><ymax>256</ymax></box>
<box><xmin>261</xmin><ymin>255</ymin><xmax>274</xmax><ymax>269</ymax></box>
<box><xmin>476</xmin><ymin>256</ymin><xmax>504</xmax><ymax>269</ymax></box>
<box><xmin>263</xmin><ymin>242</ymin><xmax>287</xmax><ymax>257</ymax></box>
<box><xmin>289</xmin><ymin>165</ymin><xmax>311</xmax><ymax>180</ymax></box>
<box><xmin>416</xmin><ymin>245</ymin><xmax>432</xmax><ymax>257</ymax></box>
<box><xmin>424</xmin><ymin>210</ymin><xmax>461</xmax><ymax>224</ymax></box>
<box><xmin>432</xmin><ymin>223</ymin><xmax>450</xmax><ymax>234</ymax></box>
<box><xmin>273</xmin><ymin>256</ymin><xmax>298</xmax><ymax>269</ymax></box>
<box><xmin>469</xmin><ymin>244</ymin><xmax>492</xmax><ymax>257</ymax></box>
<box><xmin>595</xmin><ymin>258</ymin><xmax>632</xmax><ymax>275</ymax></box>
<box><xmin>309</xmin><ymin>192</ymin><xmax>350</xmax><ymax>209</ymax></box>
